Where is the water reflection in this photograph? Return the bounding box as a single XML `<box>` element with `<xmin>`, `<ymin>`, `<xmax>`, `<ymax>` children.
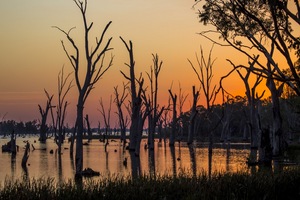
<box><xmin>10</xmin><ymin>153</ymin><xmax>16</xmax><ymax>179</ymax></box>
<box><xmin>2</xmin><ymin>136</ymin><xmax>295</xmax><ymax>184</ymax></box>
<box><xmin>170</xmin><ymin>146</ymin><xmax>176</xmax><ymax>177</ymax></box>
<box><xmin>130</xmin><ymin>151</ymin><xmax>140</xmax><ymax>178</ymax></box>
<box><xmin>188</xmin><ymin>145</ymin><xmax>196</xmax><ymax>177</ymax></box>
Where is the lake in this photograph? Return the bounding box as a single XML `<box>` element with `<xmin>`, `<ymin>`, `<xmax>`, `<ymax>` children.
<box><xmin>1</xmin><ymin>135</ymin><xmax>251</xmax><ymax>184</ymax></box>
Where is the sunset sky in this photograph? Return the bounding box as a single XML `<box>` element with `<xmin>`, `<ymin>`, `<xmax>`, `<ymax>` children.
<box><xmin>0</xmin><ymin>0</ymin><xmax>275</xmax><ymax>127</ymax></box>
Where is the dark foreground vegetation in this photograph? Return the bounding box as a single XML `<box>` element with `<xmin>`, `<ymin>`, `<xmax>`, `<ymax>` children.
<box><xmin>1</xmin><ymin>168</ymin><xmax>300</xmax><ymax>200</ymax></box>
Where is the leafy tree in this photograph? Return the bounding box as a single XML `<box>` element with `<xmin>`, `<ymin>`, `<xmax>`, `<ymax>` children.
<box><xmin>195</xmin><ymin>0</ymin><xmax>300</xmax><ymax>94</ymax></box>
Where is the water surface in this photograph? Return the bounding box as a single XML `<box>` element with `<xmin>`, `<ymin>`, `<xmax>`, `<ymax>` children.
<box><xmin>0</xmin><ymin>136</ymin><xmax>250</xmax><ymax>184</ymax></box>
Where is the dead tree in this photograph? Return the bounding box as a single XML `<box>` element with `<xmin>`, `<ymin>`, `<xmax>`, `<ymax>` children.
<box><xmin>10</xmin><ymin>130</ymin><xmax>17</xmax><ymax>155</ymax></box>
<box><xmin>114</xmin><ymin>83</ymin><xmax>129</xmax><ymax>148</ymax></box>
<box><xmin>168</xmin><ymin>89</ymin><xmax>177</xmax><ymax>147</ymax></box>
<box><xmin>85</xmin><ymin>114</ymin><xmax>92</xmax><ymax>142</ymax></box>
<box><xmin>178</xmin><ymin>82</ymin><xmax>188</xmax><ymax>141</ymax></box>
<box><xmin>38</xmin><ymin>90</ymin><xmax>53</xmax><ymax>143</ymax></box>
<box><xmin>21</xmin><ymin>141</ymin><xmax>30</xmax><ymax>169</ymax></box>
<box><xmin>120</xmin><ymin>37</ymin><xmax>144</xmax><ymax>151</ymax></box>
<box><xmin>188</xmin><ymin>46</ymin><xmax>216</xmax><ymax>111</ymax></box>
<box><xmin>161</xmin><ymin>99</ymin><xmax>171</xmax><ymax>144</ymax></box>
<box><xmin>145</xmin><ymin>54</ymin><xmax>165</xmax><ymax>150</ymax></box>
<box><xmin>135</xmin><ymin>104</ymin><xmax>150</xmax><ymax>156</ymax></box>
<box><xmin>99</xmin><ymin>96</ymin><xmax>112</xmax><ymax>152</ymax></box>
<box><xmin>188</xmin><ymin>86</ymin><xmax>199</xmax><ymax>145</ymax></box>
<box><xmin>54</xmin><ymin>0</ymin><xmax>113</xmax><ymax>175</ymax></box>
<box><xmin>188</xmin><ymin>45</ymin><xmax>218</xmax><ymax>156</ymax></box>
<box><xmin>55</xmin><ymin>67</ymin><xmax>73</xmax><ymax>154</ymax></box>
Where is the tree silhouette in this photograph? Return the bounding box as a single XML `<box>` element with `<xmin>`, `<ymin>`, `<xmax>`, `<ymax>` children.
<box><xmin>54</xmin><ymin>0</ymin><xmax>113</xmax><ymax>176</ymax></box>
<box><xmin>38</xmin><ymin>90</ymin><xmax>53</xmax><ymax>143</ymax></box>
<box><xmin>114</xmin><ymin>83</ymin><xmax>129</xmax><ymax>149</ymax></box>
<box><xmin>196</xmin><ymin>0</ymin><xmax>300</xmax><ymax>95</ymax></box>
<box><xmin>145</xmin><ymin>54</ymin><xmax>165</xmax><ymax>150</ymax></box>
<box><xmin>120</xmin><ymin>37</ymin><xmax>144</xmax><ymax>152</ymax></box>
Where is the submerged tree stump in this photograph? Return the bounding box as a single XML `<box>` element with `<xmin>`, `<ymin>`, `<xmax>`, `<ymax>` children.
<box><xmin>21</xmin><ymin>142</ymin><xmax>30</xmax><ymax>169</ymax></box>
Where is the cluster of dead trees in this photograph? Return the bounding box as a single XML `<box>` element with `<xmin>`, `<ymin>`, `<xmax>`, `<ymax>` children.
<box><xmin>33</xmin><ymin>0</ymin><xmax>300</xmax><ymax>177</ymax></box>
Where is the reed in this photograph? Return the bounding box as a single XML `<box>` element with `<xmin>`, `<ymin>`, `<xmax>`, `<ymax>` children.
<box><xmin>1</xmin><ymin>168</ymin><xmax>300</xmax><ymax>200</ymax></box>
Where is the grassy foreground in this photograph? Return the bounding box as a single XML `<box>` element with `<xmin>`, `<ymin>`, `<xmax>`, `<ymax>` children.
<box><xmin>1</xmin><ymin>169</ymin><xmax>300</xmax><ymax>200</ymax></box>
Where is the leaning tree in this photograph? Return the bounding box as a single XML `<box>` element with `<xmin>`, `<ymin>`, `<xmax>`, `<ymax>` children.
<box><xmin>54</xmin><ymin>0</ymin><xmax>113</xmax><ymax>176</ymax></box>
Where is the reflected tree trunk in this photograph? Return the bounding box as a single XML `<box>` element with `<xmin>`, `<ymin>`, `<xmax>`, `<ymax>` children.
<box><xmin>188</xmin><ymin>145</ymin><xmax>197</xmax><ymax>177</ymax></box>
<box><xmin>226</xmin><ymin>143</ymin><xmax>231</xmax><ymax>172</ymax></box>
<box><xmin>148</xmin><ymin>150</ymin><xmax>155</xmax><ymax>178</ymax></box>
<box><xmin>130</xmin><ymin>151</ymin><xmax>141</xmax><ymax>179</ymax></box>
<box><xmin>135</xmin><ymin>110</ymin><xmax>148</xmax><ymax>156</ymax></box>
<box><xmin>11</xmin><ymin>152</ymin><xmax>16</xmax><ymax>179</ymax></box>
<box><xmin>170</xmin><ymin>146</ymin><xmax>176</xmax><ymax>178</ymax></box>
<box><xmin>21</xmin><ymin>142</ymin><xmax>30</xmax><ymax>179</ymax></box>
<box><xmin>208</xmin><ymin>142</ymin><xmax>212</xmax><ymax>179</ymax></box>
<box><xmin>58</xmin><ymin>153</ymin><xmax>63</xmax><ymax>184</ymax></box>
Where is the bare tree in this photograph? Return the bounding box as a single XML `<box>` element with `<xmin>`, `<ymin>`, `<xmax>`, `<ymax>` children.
<box><xmin>54</xmin><ymin>0</ymin><xmax>113</xmax><ymax>176</ymax></box>
<box><xmin>188</xmin><ymin>45</ymin><xmax>218</xmax><ymax>154</ymax></box>
<box><xmin>168</xmin><ymin>89</ymin><xmax>177</xmax><ymax>147</ymax></box>
<box><xmin>188</xmin><ymin>86</ymin><xmax>200</xmax><ymax>145</ymax></box>
<box><xmin>38</xmin><ymin>90</ymin><xmax>53</xmax><ymax>143</ymax></box>
<box><xmin>98</xmin><ymin>96</ymin><xmax>112</xmax><ymax>152</ymax></box>
<box><xmin>114</xmin><ymin>83</ymin><xmax>129</xmax><ymax>148</ymax></box>
<box><xmin>55</xmin><ymin>67</ymin><xmax>73</xmax><ymax>154</ymax></box>
<box><xmin>177</xmin><ymin>82</ymin><xmax>188</xmax><ymax>141</ymax></box>
<box><xmin>120</xmin><ymin>37</ymin><xmax>144</xmax><ymax>151</ymax></box>
<box><xmin>145</xmin><ymin>54</ymin><xmax>165</xmax><ymax>150</ymax></box>
<box><xmin>188</xmin><ymin>45</ymin><xmax>217</xmax><ymax>110</ymax></box>
<box><xmin>85</xmin><ymin>114</ymin><xmax>92</xmax><ymax>142</ymax></box>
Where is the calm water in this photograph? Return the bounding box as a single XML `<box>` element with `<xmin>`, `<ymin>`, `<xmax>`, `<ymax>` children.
<box><xmin>0</xmin><ymin>136</ymin><xmax>250</xmax><ymax>184</ymax></box>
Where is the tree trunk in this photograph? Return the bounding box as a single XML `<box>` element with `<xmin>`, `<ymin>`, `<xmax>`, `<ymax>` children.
<box><xmin>168</xmin><ymin>90</ymin><xmax>177</xmax><ymax>147</ymax></box>
<box><xmin>188</xmin><ymin>112</ymin><xmax>196</xmax><ymax>145</ymax></box>
<box><xmin>10</xmin><ymin>130</ymin><xmax>16</xmax><ymax>155</ymax></box>
<box><xmin>21</xmin><ymin>142</ymin><xmax>30</xmax><ymax>169</ymax></box>
<box><xmin>85</xmin><ymin>114</ymin><xmax>92</xmax><ymax>143</ymax></box>
<box><xmin>75</xmin><ymin>102</ymin><xmax>84</xmax><ymax>176</ymax></box>
<box><xmin>267</xmin><ymin>77</ymin><xmax>284</xmax><ymax>157</ymax></box>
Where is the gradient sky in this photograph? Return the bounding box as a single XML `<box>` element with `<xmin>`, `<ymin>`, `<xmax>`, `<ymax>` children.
<box><xmin>0</xmin><ymin>0</ymin><xmax>275</xmax><ymax>127</ymax></box>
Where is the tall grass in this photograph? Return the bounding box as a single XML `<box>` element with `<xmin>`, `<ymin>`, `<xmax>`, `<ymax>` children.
<box><xmin>1</xmin><ymin>168</ymin><xmax>300</xmax><ymax>200</ymax></box>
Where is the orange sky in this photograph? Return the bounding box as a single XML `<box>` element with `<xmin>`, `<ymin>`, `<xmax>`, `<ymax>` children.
<box><xmin>0</xmin><ymin>0</ymin><xmax>291</xmax><ymax>127</ymax></box>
